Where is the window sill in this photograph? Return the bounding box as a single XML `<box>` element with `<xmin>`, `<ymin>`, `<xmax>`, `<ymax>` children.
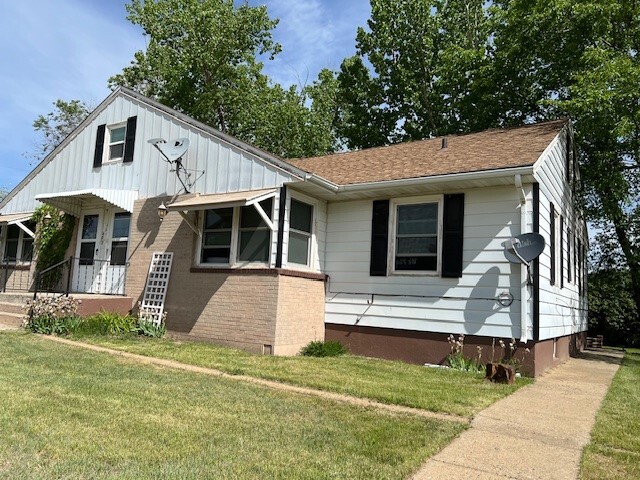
<box><xmin>190</xmin><ymin>266</ymin><xmax>327</xmax><ymax>281</ymax></box>
<box><xmin>0</xmin><ymin>263</ymin><xmax>31</xmax><ymax>271</ymax></box>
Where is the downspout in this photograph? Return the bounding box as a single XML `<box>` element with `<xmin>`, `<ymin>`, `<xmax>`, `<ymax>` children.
<box><xmin>515</xmin><ymin>174</ymin><xmax>529</xmax><ymax>343</ymax></box>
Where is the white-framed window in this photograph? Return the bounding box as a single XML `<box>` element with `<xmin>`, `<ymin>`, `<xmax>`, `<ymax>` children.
<box><xmin>110</xmin><ymin>212</ymin><xmax>131</xmax><ymax>266</ymax></box>
<box><xmin>2</xmin><ymin>223</ymin><xmax>35</xmax><ymax>263</ymax></box>
<box><xmin>288</xmin><ymin>198</ymin><xmax>314</xmax><ymax>266</ymax></box>
<box><xmin>105</xmin><ymin>123</ymin><xmax>127</xmax><ymax>163</ymax></box>
<box><xmin>199</xmin><ymin>198</ymin><xmax>273</xmax><ymax>266</ymax></box>
<box><xmin>390</xmin><ymin>196</ymin><xmax>442</xmax><ymax>274</ymax></box>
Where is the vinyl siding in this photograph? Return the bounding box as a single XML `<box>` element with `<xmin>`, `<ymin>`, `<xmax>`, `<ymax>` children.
<box><xmin>324</xmin><ymin>185</ymin><xmax>529</xmax><ymax>339</ymax></box>
<box><xmin>534</xmin><ymin>130</ymin><xmax>588</xmax><ymax>339</ymax></box>
<box><xmin>1</xmin><ymin>93</ymin><xmax>297</xmax><ymax>215</ymax></box>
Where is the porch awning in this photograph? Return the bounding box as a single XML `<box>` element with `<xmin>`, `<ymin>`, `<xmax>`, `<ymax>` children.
<box><xmin>0</xmin><ymin>212</ymin><xmax>33</xmax><ymax>224</ymax></box>
<box><xmin>166</xmin><ymin>188</ymin><xmax>277</xmax><ymax>212</ymax></box>
<box><xmin>35</xmin><ymin>189</ymin><xmax>139</xmax><ymax>216</ymax></box>
<box><xmin>0</xmin><ymin>212</ymin><xmax>35</xmax><ymax>238</ymax></box>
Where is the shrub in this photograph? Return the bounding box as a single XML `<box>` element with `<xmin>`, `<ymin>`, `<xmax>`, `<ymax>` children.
<box><xmin>78</xmin><ymin>310</ymin><xmax>138</xmax><ymax>335</ymax></box>
<box><xmin>300</xmin><ymin>340</ymin><xmax>347</xmax><ymax>357</ymax></box>
<box><xmin>136</xmin><ymin>319</ymin><xmax>166</xmax><ymax>338</ymax></box>
<box><xmin>446</xmin><ymin>334</ymin><xmax>484</xmax><ymax>374</ymax></box>
<box><xmin>23</xmin><ymin>296</ymin><xmax>81</xmax><ymax>335</ymax></box>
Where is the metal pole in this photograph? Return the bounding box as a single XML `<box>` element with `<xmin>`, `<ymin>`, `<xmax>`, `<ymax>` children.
<box><xmin>33</xmin><ymin>271</ymin><xmax>39</xmax><ymax>301</ymax></box>
<box><xmin>65</xmin><ymin>257</ymin><xmax>72</xmax><ymax>297</ymax></box>
<box><xmin>2</xmin><ymin>257</ymin><xmax>8</xmax><ymax>293</ymax></box>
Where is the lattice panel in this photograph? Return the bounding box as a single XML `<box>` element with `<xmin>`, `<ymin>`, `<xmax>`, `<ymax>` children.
<box><xmin>140</xmin><ymin>252</ymin><xmax>173</xmax><ymax>325</ymax></box>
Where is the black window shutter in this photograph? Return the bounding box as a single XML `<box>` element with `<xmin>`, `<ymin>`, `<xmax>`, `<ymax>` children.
<box><xmin>123</xmin><ymin>116</ymin><xmax>137</xmax><ymax>163</ymax></box>
<box><xmin>93</xmin><ymin>124</ymin><xmax>106</xmax><ymax>168</ymax></box>
<box><xmin>550</xmin><ymin>203</ymin><xmax>556</xmax><ymax>286</ymax></box>
<box><xmin>559</xmin><ymin>215</ymin><xmax>564</xmax><ymax>288</ymax></box>
<box><xmin>442</xmin><ymin>193</ymin><xmax>465</xmax><ymax>278</ymax></box>
<box><xmin>370</xmin><ymin>200</ymin><xmax>389</xmax><ymax>276</ymax></box>
<box><xmin>567</xmin><ymin>227</ymin><xmax>572</xmax><ymax>283</ymax></box>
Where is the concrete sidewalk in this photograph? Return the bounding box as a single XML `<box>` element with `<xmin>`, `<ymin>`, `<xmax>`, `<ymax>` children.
<box><xmin>411</xmin><ymin>350</ymin><xmax>622</xmax><ymax>480</ymax></box>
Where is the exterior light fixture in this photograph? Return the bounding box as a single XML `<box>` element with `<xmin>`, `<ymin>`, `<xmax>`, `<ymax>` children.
<box><xmin>157</xmin><ymin>202</ymin><xmax>168</xmax><ymax>221</ymax></box>
<box><xmin>43</xmin><ymin>213</ymin><xmax>52</xmax><ymax>225</ymax></box>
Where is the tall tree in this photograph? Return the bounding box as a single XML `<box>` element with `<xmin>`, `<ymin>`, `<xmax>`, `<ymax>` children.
<box><xmin>110</xmin><ymin>0</ymin><xmax>338</xmax><ymax>158</ymax></box>
<box><xmin>26</xmin><ymin>99</ymin><xmax>90</xmax><ymax>164</ymax></box>
<box><xmin>337</xmin><ymin>0</ymin><xmax>492</xmax><ymax>149</ymax></box>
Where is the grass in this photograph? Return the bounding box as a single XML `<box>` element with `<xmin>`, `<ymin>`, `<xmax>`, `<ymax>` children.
<box><xmin>580</xmin><ymin>349</ymin><xmax>640</xmax><ymax>480</ymax></box>
<box><xmin>66</xmin><ymin>332</ymin><xmax>531</xmax><ymax>418</ymax></box>
<box><xmin>0</xmin><ymin>331</ymin><xmax>464</xmax><ymax>479</ymax></box>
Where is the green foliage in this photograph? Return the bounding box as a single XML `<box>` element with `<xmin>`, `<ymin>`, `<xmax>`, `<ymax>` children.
<box><xmin>299</xmin><ymin>340</ymin><xmax>347</xmax><ymax>357</ymax></box>
<box><xmin>337</xmin><ymin>0</ymin><xmax>493</xmax><ymax>149</ymax></box>
<box><xmin>110</xmin><ymin>0</ymin><xmax>339</xmax><ymax>158</ymax></box>
<box><xmin>79</xmin><ymin>310</ymin><xmax>139</xmax><ymax>335</ymax></box>
<box><xmin>588</xmin><ymin>269</ymin><xmax>639</xmax><ymax>347</ymax></box>
<box><xmin>136</xmin><ymin>319</ymin><xmax>166</xmax><ymax>338</ymax></box>
<box><xmin>446</xmin><ymin>334</ymin><xmax>484</xmax><ymax>374</ymax></box>
<box><xmin>31</xmin><ymin>205</ymin><xmax>75</xmax><ymax>290</ymax></box>
<box><xmin>27</xmin><ymin>99</ymin><xmax>90</xmax><ymax>164</ymax></box>
<box><xmin>23</xmin><ymin>296</ymin><xmax>81</xmax><ymax>335</ymax></box>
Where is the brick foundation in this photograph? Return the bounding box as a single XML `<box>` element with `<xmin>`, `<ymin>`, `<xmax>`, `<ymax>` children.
<box><xmin>125</xmin><ymin>197</ymin><xmax>325</xmax><ymax>355</ymax></box>
<box><xmin>325</xmin><ymin>324</ymin><xmax>586</xmax><ymax>377</ymax></box>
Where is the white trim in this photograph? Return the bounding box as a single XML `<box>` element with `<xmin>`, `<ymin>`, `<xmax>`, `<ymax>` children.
<box><xmin>286</xmin><ymin>194</ymin><xmax>317</xmax><ymax>269</ymax></box>
<box><xmin>389</xmin><ymin>194</ymin><xmax>443</xmax><ymax>276</ymax></box>
<box><xmin>103</xmin><ymin>122</ymin><xmax>127</xmax><ymax>164</ymax></box>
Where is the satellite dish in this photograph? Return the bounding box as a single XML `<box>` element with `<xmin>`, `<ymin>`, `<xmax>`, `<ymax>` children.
<box><xmin>157</xmin><ymin>138</ymin><xmax>190</xmax><ymax>162</ymax></box>
<box><xmin>147</xmin><ymin>138</ymin><xmax>166</xmax><ymax>146</ymax></box>
<box><xmin>503</xmin><ymin>233</ymin><xmax>545</xmax><ymax>264</ymax></box>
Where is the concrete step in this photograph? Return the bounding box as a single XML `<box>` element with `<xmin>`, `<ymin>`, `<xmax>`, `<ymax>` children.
<box><xmin>0</xmin><ymin>301</ymin><xmax>26</xmax><ymax>315</ymax></box>
<box><xmin>0</xmin><ymin>312</ymin><xmax>24</xmax><ymax>327</ymax></box>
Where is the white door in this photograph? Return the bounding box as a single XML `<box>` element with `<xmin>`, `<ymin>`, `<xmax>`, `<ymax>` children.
<box><xmin>72</xmin><ymin>209</ymin><xmax>131</xmax><ymax>294</ymax></box>
<box><xmin>73</xmin><ymin>209</ymin><xmax>105</xmax><ymax>293</ymax></box>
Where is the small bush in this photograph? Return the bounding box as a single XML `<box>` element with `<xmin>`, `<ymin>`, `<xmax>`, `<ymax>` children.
<box><xmin>137</xmin><ymin>319</ymin><xmax>166</xmax><ymax>338</ymax></box>
<box><xmin>300</xmin><ymin>340</ymin><xmax>347</xmax><ymax>357</ymax></box>
<box><xmin>23</xmin><ymin>296</ymin><xmax>81</xmax><ymax>335</ymax></box>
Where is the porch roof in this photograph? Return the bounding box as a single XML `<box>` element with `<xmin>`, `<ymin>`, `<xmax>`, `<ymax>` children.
<box><xmin>34</xmin><ymin>189</ymin><xmax>139</xmax><ymax>216</ymax></box>
<box><xmin>0</xmin><ymin>212</ymin><xmax>33</xmax><ymax>224</ymax></box>
<box><xmin>167</xmin><ymin>188</ymin><xmax>277</xmax><ymax>211</ymax></box>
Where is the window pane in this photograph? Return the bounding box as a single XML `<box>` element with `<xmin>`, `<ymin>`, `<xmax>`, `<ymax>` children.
<box><xmin>110</xmin><ymin>126</ymin><xmax>126</xmax><ymax>143</ymax></box>
<box><xmin>290</xmin><ymin>199</ymin><xmax>313</xmax><ymax>233</ymax></box>
<box><xmin>21</xmin><ymin>238</ymin><xmax>33</xmax><ymax>262</ymax></box>
<box><xmin>109</xmin><ymin>143</ymin><xmax>124</xmax><ymax>159</ymax></box>
<box><xmin>238</xmin><ymin>229</ymin><xmax>270</xmax><ymax>262</ymax></box>
<box><xmin>82</xmin><ymin>215</ymin><xmax>99</xmax><ymax>240</ymax></box>
<box><xmin>5</xmin><ymin>239</ymin><xmax>17</xmax><ymax>260</ymax></box>
<box><xmin>395</xmin><ymin>256</ymin><xmax>437</xmax><ymax>271</ymax></box>
<box><xmin>7</xmin><ymin>225</ymin><xmax>20</xmax><ymax>240</ymax></box>
<box><xmin>397</xmin><ymin>204</ymin><xmax>438</xmax><ymax>235</ymax></box>
<box><xmin>204</xmin><ymin>231</ymin><xmax>231</xmax><ymax>246</ymax></box>
<box><xmin>110</xmin><ymin>241</ymin><xmax>127</xmax><ymax>266</ymax></box>
<box><xmin>288</xmin><ymin>231</ymin><xmax>310</xmax><ymax>265</ymax></box>
<box><xmin>205</xmin><ymin>208</ymin><xmax>233</xmax><ymax>229</ymax></box>
<box><xmin>201</xmin><ymin>247</ymin><xmax>230</xmax><ymax>264</ymax></box>
<box><xmin>397</xmin><ymin>237</ymin><xmax>437</xmax><ymax>254</ymax></box>
<box><xmin>240</xmin><ymin>198</ymin><xmax>273</xmax><ymax>228</ymax></box>
<box><xmin>112</xmin><ymin>213</ymin><xmax>131</xmax><ymax>238</ymax></box>
<box><xmin>79</xmin><ymin>242</ymin><xmax>95</xmax><ymax>265</ymax></box>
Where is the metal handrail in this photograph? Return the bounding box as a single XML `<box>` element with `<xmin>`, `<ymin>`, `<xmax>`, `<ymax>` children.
<box><xmin>33</xmin><ymin>256</ymin><xmax>72</xmax><ymax>300</ymax></box>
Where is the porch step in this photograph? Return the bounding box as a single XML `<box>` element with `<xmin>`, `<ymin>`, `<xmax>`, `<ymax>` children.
<box><xmin>0</xmin><ymin>301</ymin><xmax>26</xmax><ymax>315</ymax></box>
<box><xmin>0</xmin><ymin>312</ymin><xmax>24</xmax><ymax>327</ymax></box>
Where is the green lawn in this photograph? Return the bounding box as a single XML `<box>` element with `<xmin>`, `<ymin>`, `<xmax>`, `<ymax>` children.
<box><xmin>67</xmin><ymin>332</ymin><xmax>530</xmax><ymax>418</ymax></box>
<box><xmin>580</xmin><ymin>349</ymin><xmax>640</xmax><ymax>480</ymax></box>
<box><xmin>0</xmin><ymin>331</ymin><xmax>464</xmax><ymax>480</ymax></box>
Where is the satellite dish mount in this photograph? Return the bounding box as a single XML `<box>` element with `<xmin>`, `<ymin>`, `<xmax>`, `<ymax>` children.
<box><xmin>503</xmin><ymin>233</ymin><xmax>545</xmax><ymax>285</ymax></box>
<box><xmin>147</xmin><ymin>137</ymin><xmax>204</xmax><ymax>193</ymax></box>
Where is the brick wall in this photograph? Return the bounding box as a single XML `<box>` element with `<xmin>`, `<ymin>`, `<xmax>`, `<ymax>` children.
<box><xmin>274</xmin><ymin>275</ymin><xmax>325</xmax><ymax>355</ymax></box>
<box><xmin>126</xmin><ymin>196</ymin><xmax>326</xmax><ymax>355</ymax></box>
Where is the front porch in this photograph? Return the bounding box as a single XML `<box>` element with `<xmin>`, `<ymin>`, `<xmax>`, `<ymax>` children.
<box><xmin>0</xmin><ymin>292</ymin><xmax>134</xmax><ymax>327</ymax></box>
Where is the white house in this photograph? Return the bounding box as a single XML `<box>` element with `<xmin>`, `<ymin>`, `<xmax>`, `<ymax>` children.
<box><xmin>0</xmin><ymin>88</ymin><xmax>587</xmax><ymax>375</ymax></box>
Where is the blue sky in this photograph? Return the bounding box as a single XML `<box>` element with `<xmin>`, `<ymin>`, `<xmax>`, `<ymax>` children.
<box><xmin>0</xmin><ymin>0</ymin><xmax>370</xmax><ymax>193</ymax></box>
